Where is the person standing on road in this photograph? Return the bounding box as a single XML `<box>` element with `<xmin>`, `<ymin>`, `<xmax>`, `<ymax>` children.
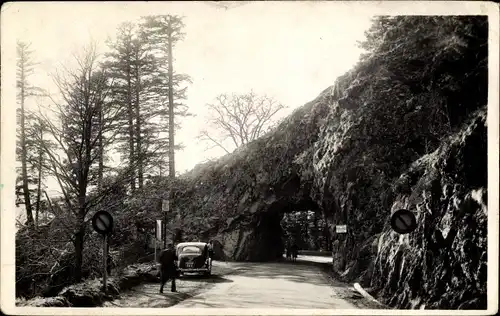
<box><xmin>291</xmin><ymin>243</ymin><xmax>299</xmax><ymax>262</ymax></box>
<box><xmin>159</xmin><ymin>243</ymin><xmax>178</xmax><ymax>293</ymax></box>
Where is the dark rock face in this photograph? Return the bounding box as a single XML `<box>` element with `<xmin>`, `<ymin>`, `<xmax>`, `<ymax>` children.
<box><xmin>210</xmin><ymin>240</ymin><xmax>227</xmax><ymax>261</ymax></box>
<box><xmin>145</xmin><ymin>16</ymin><xmax>488</xmax><ymax>309</ymax></box>
<box><xmin>371</xmin><ymin>109</ymin><xmax>487</xmax><ymax>309</ymax></box>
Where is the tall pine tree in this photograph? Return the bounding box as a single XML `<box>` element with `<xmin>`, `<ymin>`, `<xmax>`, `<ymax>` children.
<box><xmin>140</xmin><ymin>15</ymin><xmax>191</xmax><ymax>244</ymax></box>
<box><xmin>16</xmin><ymin>41</ymin><xmax>45</xmax><ymax>226</ymax></box>
<box><xmin>104</xmin><ymin>22</ymin><xmax>137</xmax><ymax>192</ymax></box>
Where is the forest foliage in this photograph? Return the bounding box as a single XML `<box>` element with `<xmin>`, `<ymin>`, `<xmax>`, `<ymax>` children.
<box><xmin>15</xmin><ymin>15</ymin><xmax>192</xmax><ymax>298</ymax></box>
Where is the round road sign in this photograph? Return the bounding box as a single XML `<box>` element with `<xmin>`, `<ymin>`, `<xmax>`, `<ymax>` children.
<box><xmin>390</xmin><ymin>209</ymin><xmax>417</xmax><ymax>234</ymax></box>
<box><xmin>92</xmin><ymin>211</ymin><xmax>114</xmax><ymax>235</ymax></box>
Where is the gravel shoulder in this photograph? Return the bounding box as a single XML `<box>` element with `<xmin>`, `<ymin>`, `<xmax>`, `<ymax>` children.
<box><xmin>317</xmin><ymin>261</ymin><xmax>387</xmax><ymax>309</ymax></box>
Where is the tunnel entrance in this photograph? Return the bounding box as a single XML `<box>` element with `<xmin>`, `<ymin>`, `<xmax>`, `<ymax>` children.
<box><xmin>246</xmin><ymin>195</ymin><xmax>331</xmax><ymax>262</ymax></box>
<box><xmin>281</xmin><ymin>210</ymin><xmax>332</xmax><ymax>253</ymax></box>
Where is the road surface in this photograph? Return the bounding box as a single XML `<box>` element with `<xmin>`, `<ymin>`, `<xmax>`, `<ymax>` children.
<box><xmin>105</xmin><ymin>255</ymin><xmax>362</xmax><ymax>309</ymax></box>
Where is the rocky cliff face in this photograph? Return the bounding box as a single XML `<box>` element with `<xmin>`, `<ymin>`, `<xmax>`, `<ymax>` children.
<box><xmin>149</xmin><ymin>16</ymin><xmax>488</xmax><ymax>309</ymax></box>
<box><xmin>371</xmin><ymin>108</ymin><xmax>487</xmax><ymax>309</ymax></box>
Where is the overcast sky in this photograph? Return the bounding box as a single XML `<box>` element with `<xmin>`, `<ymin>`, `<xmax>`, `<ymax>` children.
<box><xmin>5</xmin><ymin>1</ymin><xmax>374</xmax><ymax>197</ymax></box>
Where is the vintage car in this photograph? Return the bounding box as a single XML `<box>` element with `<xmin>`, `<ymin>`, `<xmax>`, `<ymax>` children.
<box><xmin>176</xmin><ymin>242</ymin><xmax>213</xmax><ymax>276</ymax></box>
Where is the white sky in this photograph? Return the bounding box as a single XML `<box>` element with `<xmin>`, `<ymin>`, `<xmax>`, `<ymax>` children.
<box><xmin>5</xmin><ymin>1</ymin><xmax>374</xmax><ymax>196</ymax></box>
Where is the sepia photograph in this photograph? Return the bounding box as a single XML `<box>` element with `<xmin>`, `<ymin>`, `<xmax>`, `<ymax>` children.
<box><xmin>1</xmin><ymin>1</ymin><xmax>498</xmax><ymax>315</ymax></box>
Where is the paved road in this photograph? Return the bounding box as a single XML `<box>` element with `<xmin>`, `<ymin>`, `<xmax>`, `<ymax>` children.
<box><xmin>172</xmin><ymin>259</ymin><xmax>356</xmax><ymax>309</ymax></box>
<box><xmin>105</xmin><ymin>255</ymin><xmax>360</xmax><ymax>309</ymax></box>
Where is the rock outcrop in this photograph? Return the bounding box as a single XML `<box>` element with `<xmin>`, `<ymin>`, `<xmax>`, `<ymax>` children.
<box><xmin>170</xmin><ymin>96</ymin><xmax>330</xmax><ymax>261</ymax></box>
<box><xmin>371</xmin><ymin>109</ymin><xmax>487</xmax><ymax>309</ymax></box>
<box><xmin>144</xmin><ymin>16</ymin><xmax>488</xmax><ymax>309</ymax></box>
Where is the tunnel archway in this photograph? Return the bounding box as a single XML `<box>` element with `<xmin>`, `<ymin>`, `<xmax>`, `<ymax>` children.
<box><xmin>243</xmin><ymin>190</ymin><xmax>325</xmax><ymax>262</ymax></box>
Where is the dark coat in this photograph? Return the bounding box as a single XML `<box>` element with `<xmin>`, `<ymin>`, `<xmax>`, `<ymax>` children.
<box><xmin>159</xmin><ymin>248</ymin><xmax>178</xmax><ymax>275</ymax></box>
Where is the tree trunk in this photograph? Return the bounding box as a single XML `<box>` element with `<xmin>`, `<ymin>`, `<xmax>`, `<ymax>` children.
<box><xmin>134</xmin><ymin>61</ymin><xmax>143</xmax><ymax>189</ymax></box>
<box><xmin>73</xmin><ymin>220</ymin><xmax>85</xmax><ymax>282</ymax></box>
<box><xmin>127</xmin><ymin>65</ymin><xmax>135</xmax><ymax>192</ymax></box>
<box><xmin>20</xmin><ymin>68</ymin><xmax>34</xmax><ymax>226</ymax></box>
<box><xmin>35</xmin><ymin>126</ymin><xmax>43</xmax><ymax>227</ymax></box>
<box><xmin>165</xmin><ymin>30</ymin><xmax>176</xmax><ymax>248</ymax></box>
<box><xmin>167</xmin><ymin>32</ymin><xmax>175</xmax><ymax>179</ymax></box>
<box><xmin>74</xmin><ymin>192</ymin><xmax>86</xmax><ymax>282</ymax></box>
<box><xmin>97</xmin><ymin>102</ymin><xmax>104</xmax><ymax>192</ymax></box>
<box><xmin>43</xmin><ymin>190</ymin><xmax>54</xmax><ymax>215</ymax></box>
<box><xmin>323</xmin><ymin>221</ymin><xmax>331</xmax><ymax>251</ymax></box>
<box><xmin>75</xmin><ymin>157</ymin><xmax>90</xmax><ymax>282</ymax></box>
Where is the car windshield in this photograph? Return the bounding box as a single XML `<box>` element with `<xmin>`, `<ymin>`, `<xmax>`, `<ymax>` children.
<box><xmin>180</xmin><ymin>246</ymin><xmax>202</xmax><ymax>254</ymax></box>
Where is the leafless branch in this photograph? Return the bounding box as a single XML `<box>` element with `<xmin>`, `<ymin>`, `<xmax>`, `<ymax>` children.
<box><xmin>200</xmin><ymin>91</ymin><xmax>286</xmax><ymax>153</ymax></box>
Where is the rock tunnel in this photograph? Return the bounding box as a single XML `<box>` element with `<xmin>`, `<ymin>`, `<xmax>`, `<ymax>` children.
<box><xmin>212</xmin><ymin>172</ymin><xmax>325</xmax><ymax>263</ymax></box>
<box><xmin>246</xmin><ymin>195</ymin><xmax>321</xmax><ymax>262</ymax></box>
<box><xmin>164</xmin><ymin>90</ymin><xmax>332</xmax><ymax>263</ymax></box>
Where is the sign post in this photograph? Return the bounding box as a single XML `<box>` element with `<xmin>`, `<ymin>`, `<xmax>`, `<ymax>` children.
<box><xmin>103</xmin><ymin>234</ymin><xmax>108</xmax><ymax>291</ymax></box>
<box><xmin>162</xmin><ymin>199</ymin><xmax>169</xmax><ymax>248</ymax></box>
<box><xmin>155</xmin><ymin>219</ymin><xmax>162</xmax><ymax>262</ymax></box>
<box><xmin>92</xmin><ymin>211</ymin><xmax>114</xmax><ymax>293</ymax></box>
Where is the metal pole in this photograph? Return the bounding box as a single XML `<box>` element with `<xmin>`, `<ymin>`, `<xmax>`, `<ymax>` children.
<box><xmin>170</xmin><ymin>191</ymin><xmax>174</xmax><ymax>245</ymax></box>
<box><xmin>163</xmin><ymin>198</ymin><xmax>167</xmax><ymax>249</ymax></box>
<box><xmin>154</xmin><ymin>238</ymin><xmax>157</xmax><ymax>263</ymax></box>
<box><xmin>103</xmin><ymin>234</ymin><xmax>108</xmax><ymax>293</ymax></box>
<box><xmin>163</xmin><ymin>216</ymin><xmax>167</xmax><ymax>248</ymax></box>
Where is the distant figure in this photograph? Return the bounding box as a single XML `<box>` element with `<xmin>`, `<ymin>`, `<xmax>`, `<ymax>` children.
<box><xmin>203</xmin><ymin>243</ymin><xmax>210</xmax><ymax>261</ymax></box>
<box><xmin>286</xmin><ymin>244</ymin><xmax>291</xmax><ymax>260</ymax></box>
<box><xmin>207</xmin><ymin>242</ymin><xmax>214</xmax><ymax>259</ymax></box>
<box><xmin>291</xmin><ymin>243</ymin><xmax>299</xmax><ymax>262</ymax></box>
<box><xmin>158</xmin><ymin>243</ymin><xmax>178</xmax><ymax>293</ymax></box>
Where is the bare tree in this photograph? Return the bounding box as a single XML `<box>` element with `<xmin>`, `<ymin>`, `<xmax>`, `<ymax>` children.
<box><xmin>200</xmin><ymin>91</ymin><xmax>286</xmax><ymax>154</ymax></box>
<box><xmin>34</xmin><ymin>44</ymin><xmax>123</xmax><ymax>281</ymax></box>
